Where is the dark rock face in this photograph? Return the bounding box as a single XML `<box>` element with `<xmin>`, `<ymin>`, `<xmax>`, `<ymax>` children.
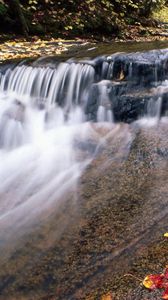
<box><xmin>85</xmin><ymin>48</ymin><xmax>168</xmax><ymax>123</ymax></box>
<box><xmin>107</xmin><ymin>49</ymin><xmax>168</xmax><ymax>83</ymax></box>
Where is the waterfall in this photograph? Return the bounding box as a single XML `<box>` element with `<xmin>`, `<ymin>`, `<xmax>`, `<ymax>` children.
<box><xmin>147</xmin><ymin>96</ymin><xmax>163</xmax><ymax>120</ymax></box>
<box><xmin>0</xmin><ymin>63</ymin><xmax>95</xmax><ymax>106</ymax></box>
<box><xmin>0</xmin><ymin>58</ymin><xmax>104</xmax><ymax>238</ymax></box>
<box><xmin>97</xmin><ymin>81</ymin><xmax>113</xmax><ymax>122</ymax></box>
<box><xmin>0</xmin><ymin>102</ymin><xmax>88</xmax><ymax>233</ymax></box>
<box><xmin>0</xmin><ymin>49</ymin><xmax>168</xmax><ymax>239</ymax></box>
<box><xmin>0</xmin><ymin>58</ymin><xmax>117</xmax><ymax>239</ymax></box>
<box><xmin>1</xmin><ymin>49</ymin><xmax>168</xmax><ymax>300</ymax></box>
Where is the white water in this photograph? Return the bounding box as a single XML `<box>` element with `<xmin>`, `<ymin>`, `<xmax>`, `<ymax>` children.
<box><xmin>138</xmin><ymin>82</ymin><xmax>168</xmax><ymax>126</ymax></box>
<box><xmin>0</xmin><ymin>63</ymin><xmax>103</xmax><ymax>237</ymax></box>
<box><xmin>0</xmin><ymin>63</ymin><xmax>95</xmax><ymax>107</ymax></box>
<box><xmin>0</xmin><ymin>61</ymin><xmax>167</xmax><ymax>239</ymax></box>
<box><xmin>97</xmin><ymin>81</ymin><xmax>114</xmax><ymax>122</ymax></box>
<box><xmin>0</xmin><ymin>101</ymin><xmax>91</xmax><ymax>234</ymax></box>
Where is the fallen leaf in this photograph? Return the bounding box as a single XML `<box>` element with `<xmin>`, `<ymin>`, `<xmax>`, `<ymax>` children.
<box><xmin>162</xmin><ymin>288</ymin><xmax>168</xmax><ymax>299</ymax></box>
<box><xmin>119</xmin><ymin>70</ymin><xmax>125</xmax><ymax>80</ymax></box>
<box><xmin>101</xmin><ymin>292</ymin><xmax>113</xmax><ymax>300</ymax></box>
<box><xmin>143</xmin><ymin>274</ymin><xmax>164</xmax><ymax>290</ymax></box>
<box><xmin>164</xmin><ymin>267</ymin><xmax>168</xmax><ymax>280</ymax></box>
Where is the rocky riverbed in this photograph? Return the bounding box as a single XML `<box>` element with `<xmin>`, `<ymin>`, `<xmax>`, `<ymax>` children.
<box><xmin>0</xmin><ymin>120</ymin><xmax>167</xmax><ymax>300</ymax></box>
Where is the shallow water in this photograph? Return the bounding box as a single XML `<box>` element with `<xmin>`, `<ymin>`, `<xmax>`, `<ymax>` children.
<box><xmin>0</xmin><ymin>118</ymin><xmax>168</xmax><ymax>300</ymax></box>
<box><xmin>0</xmin><ymin>47</ymin><xmax>168</xmax><ymax>300</ymax></box>
<box><xmin>58</xmin><ymin>40</ymin><xmax>168</xmax><ymax>60</ymax></box>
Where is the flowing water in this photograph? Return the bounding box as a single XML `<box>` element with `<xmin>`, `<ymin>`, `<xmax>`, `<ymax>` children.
<box><xmin>0</xmin><ymin>50</ymin><xmax>168</xmax><ymax>299</ymax></box>
<box><xmin>0</xmin><ymin>60</ymin><xmax>118</xmax><ymax>245</ymax></box>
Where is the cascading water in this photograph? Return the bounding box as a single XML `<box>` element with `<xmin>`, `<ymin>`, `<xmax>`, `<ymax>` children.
<box><xmin>0</xmin><ymin>62</ymin><xmax>95</xmax><ymax>237</ymax></box>
<box><xmin>0</xmin><ymin>57</ymin><xmax>119</xmax><ymax>241</ymax></box>
<box><xmin>0</xmin><ymin>49</ymin><xmax>168</xmax><ymax>300</ymax></box>
<box><xmin>0</xmin><ymin>106</ymin><xmax>87</xmax><ymax>235</ymax></box>
<box><xmin>0</xmin><ymin>53</ymin><xmax>168</xmax><ymax>238</ymax></box>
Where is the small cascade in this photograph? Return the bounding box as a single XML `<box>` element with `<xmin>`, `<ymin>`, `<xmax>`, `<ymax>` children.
<box><xmin>1</xmin><ymin>48</ymin><xmax>168</xmax><ymax>124</ymax></box>
<box><xmin>154</xmin><ymin>60</ymin><xmax>159</xmax><ymax>85</ymax></box>
<box><xmin>0</xmin><ymin>60</ymin><xmax>115</xmax><ymax>124</ymax></box>
<box><xmin>0</xmin><ymin>97</ymin><xmax>92</xmax><ymax>236</ymax></box>
<box><xmin>0</xmin><ymin>58</ymin><xmax>115</xmax><ymax>235</ymax></box>
<box><xmin>0</xmin><ymin>48</ymin><xmax>168</xmax><ymax>236</ymax></box>
<box><xmin>106</xmin><ymin>60</ymin><xmax>114</xmax><ymax>79</ymax></box>
<box><xmin>147</xmin><ymin>96</ymin><xmax>163</xmax><ymax>120</ymax></box>
<box><xmin>97</xmin><ymin>81</ymin><xmax>113</xmax><ymax>122</ymax></box>
<box><xmin>1</xmin><ymin>48</ymin><xmax>168</xmax><ymax>300</ymax></box>
<box><xmin>128</xmin><ymin>62</ymin><xmax>133</xmax><ymax>79</ymax></box>
<box><xmin>0</xmin><ymin>63</ymin><xmax>95</xmax><ymax>108</ymax></box>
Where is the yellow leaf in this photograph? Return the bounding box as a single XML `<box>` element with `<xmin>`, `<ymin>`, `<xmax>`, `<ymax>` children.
<box><xmin>32</xmin><ymin>45</ymin><xmax>39</xmax><ymax>49</ymax></box>
<box><xmin>101</xmin><ymin>292</ymin><xmax>113</xmax><ymax>300</ymax></box>
<box><xmin>39</xmin><ymin>43</ymin><xmax>46</xmax><ymax>47</ymax></box>
<box><xmin>164</xmin><ymin>232</ymin><xmax>168</xmax><ymax>237</ymax></box>
<box><xmin>119</xmin><ymin>70</ymin><xmax>125</xmax><ymax>80</ymax></box>
<box><xmin>143</xmin><ymin>275</ymin><xmax>154</xmax><ymax>289</ymax></box>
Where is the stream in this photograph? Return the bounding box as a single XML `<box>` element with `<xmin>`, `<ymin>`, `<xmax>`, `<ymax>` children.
<box><xmin>0</xmin><ymin>44</ymin><xmax>168</xmax><ymax>300</ymax></box>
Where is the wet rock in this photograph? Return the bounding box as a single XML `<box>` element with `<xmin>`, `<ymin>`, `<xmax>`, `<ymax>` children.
<box><xmin>107</xmin><ymin>48</ymin><xmax>168</xmax><ymax>84</ymax></box>
<box><xmin>86</xmin><ymin>81</ymin><xmax>168</xmax><ymax>123</ymax></box>
<box><xmin>84</xmin><ymin>49</ymin><xmax>168</xmax><ymax>123</ymax></box>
